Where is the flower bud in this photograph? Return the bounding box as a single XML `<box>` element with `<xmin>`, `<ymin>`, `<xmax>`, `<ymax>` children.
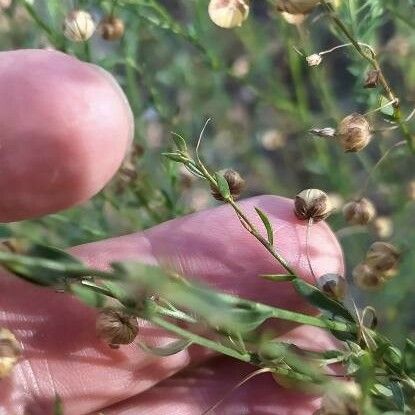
<box><xmin>0</xmin><ymin>328</ymin><xmax>22</xmax><ymax>379</ymax></box>
<box><xmin>208</xmin><ymin>0</ymin><xmax>249</xmax><ymax>29</ymax></box>
<box><xmin>337</xmin><ymin>113</ymin><xmax>371</xmax><ymax>152</ymax></box>
<box><xmin>365</xmin><ymin>241</ymin><xmax>400</xmax><ymax>273</ymax></box>
<box><xmin>99</xmin><ymin>15</ymin><xmax>125</xmax><ymax>41</ymax></box>
<box><xmin>96</xmin><ymin>308</ymin><xmax>139</xmax><ymax>348</ymax></box>
<box><xmin>277</xmin><ymin>0</ymin><xmax>320</xmax><ymax>15</ymax></box>
<box><xmin>306</xmin><ymin>54</ymin><xmax>322</xmax><ymax>67</ymax></box>
<box><xmin>294</xmin><ymin>188</ymin><xmax>332</xmax><ymax>222</ymax></box>
<box><xmin>352</xmin><ymin>263</ymin><xmax>383</xmax><ymax>291</ymax></box>
<box><xmin>372</xmin><ymin>216</ymin><xmax>393</xmax><ymax>240</ymax></box>
<box><xmin>342</xmin><ymin>198</ymin><xmax>376</xmax><ymax>225</ymax></box>
<box><xmin>63</xmin><ymin>10</ymin><xmax>95</xmax><ymax>42</ymax></box>
<box><xmin>317</xmin><ymin>273</ymin><xmax>347</xmax><ymax>301</ymax></box>
<box><xmin>211</xmin><ymin>169</ymin><xmax>245</xmax><ymax>200</ymax></box>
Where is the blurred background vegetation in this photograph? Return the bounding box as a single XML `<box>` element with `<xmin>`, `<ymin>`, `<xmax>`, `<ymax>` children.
<box><xmin>0</xmin><ymin>0</ymin><xmax>414</xmax><ymax>343</ymax></box>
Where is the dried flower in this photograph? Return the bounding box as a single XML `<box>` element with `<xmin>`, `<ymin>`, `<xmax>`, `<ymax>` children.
<box><xmin>277</xmin><ymin>0</ymin><xmax>320</xmax><ymax>15</ymax></box>
<box><xmin>306</xmin><ymin>54</ymin><xmax>322</xmax><ymax>67</ymax></box>
<box><xmin>317</xmin><ymin>273</ymin><xmax>347</xmax><ymax>301</ymax></box>
<box><xmin>208</xmin><ymin>0</ymin><xmax>249</xmax><ymax>29</ymax></box>
<box><xmin>365</xmin><ymin>241</ymin><xmax>400</xmax><ymax>273</ymax></box>
<box><xmin>342</xmin><ymin>198</ymin><xmax>376</xmax><ymax>225</ymax></box>
<box><xmin>211</xmin><ymin>169</ymin><xmax>245</xmax><ymax>200</ymax></box>
<box><xmin>0</xmin><ymin>328</ymin><xmax>22</xmax><ymax>379</ymax></box>
<box><xmin>99</xmin><ymin>15</ymin><xmax>125</xmax><ymax>41</ymax></box>
<box><xmin>96</xmin><ymin>308</ymin><xmax>139</xmax><ymax>348</ymax></box>
<box><xmin>336</xmin><ymin>113</ymin><xmax>372</xmax><ymax>152</ymax></box>
<box><xmin>63</xmin><ymin>10</ymin><xmax>95</xmax><ymax>42</ymax></box>
<box><xmin>294</xmin><ymin>188</ymin><xmax>332</xmax><ymax>222</ymax></box>
<box><xmin>352</xmin><ymin>263</ymin><xmax>383</xmax><ymax>291</ymax></box>
<box><xmin>364</xmin><ymin>69</ymin><xmax>380</xmax><ymax>89</ymax></box>
<box><xmin>372</xmin><ymin>216</ymin><xmax>393</xmax><ymax>240</ymax></box>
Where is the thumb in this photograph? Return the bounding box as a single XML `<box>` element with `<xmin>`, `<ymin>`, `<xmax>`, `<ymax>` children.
<box><xmin>0</xmin><ymin>195</ymin><xmax>343</xmax><ymax>415</ymax></box>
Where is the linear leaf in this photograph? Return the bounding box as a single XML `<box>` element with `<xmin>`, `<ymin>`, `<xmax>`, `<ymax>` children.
<box><xmin>254</xmin><ymin>207</ymin><xmax>274</xmax><ymax>246</ymax></box>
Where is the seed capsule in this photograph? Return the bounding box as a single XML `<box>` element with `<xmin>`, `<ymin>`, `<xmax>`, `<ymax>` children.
<box><xmin>0</xmin><ymin>328</ymin><xmax>22</xmax><ymax>379</ymax></box>
<box><xmin>63</xmin><ymin>10</ymin><xmax>96</xmax><ymax>42</ymax></box>
<box><xmin>277</xmin><ymin>0</ymin><xmax>320</xmax><ymax>15</ymax></box>
<box><xmin>208</xmin><ymin>0</ymin><xmax>249</xmax><ymax>29</ymax></box>
<box><xmin>342</xmin><ymin>198</ymin><xmax>376</xmax><ymax>225</ymax></box>
<box><xmin>317</xmin><ymin>273</ymin><xmax>347</xmax><ymax>301</ymax></box>
<box><xmin>294</xmin><ymin>188</ymin><xmax>332</xmax><ymax>222</ymax></box>
<box><xmin>372</xmin><ymin>216</ymin><xmax>393</xmax><ymax>240</ymax></box>
<box><xmin>99</xmin><ymin>15</ymin><xmax>125</xmax><ymax>41</ymax></box>
<box><xmin>365</xmin><ymin>241</ymin><xmax>400</xmax><ymax>273</ymax></box>
<box><xmin>337</xmin><ymin>113</ymin><xmax>372</xmax><ymax>152</ymax></box>
<box><xmin>96</xmin><ymin>308</ymin><xmax>139</xmax><ymax>348</ymax></box>
<box><xmin>352</xmin><ymin>263</ymin><xmax>383</xmax><ymax>291</ymax></box>
<box><xmin>211</xmin><ymin>169</ymin><xmax>245</xmax><ymax>200</ymax></box>
<box><xmin>306</xmin><ymin>54</ymin><xmax>322</xmax><ymax>67</ymax></box>
<box><xmin>364</xmin><ymin>69</ymin><xmax>380</xmax><ymax>88</ymax></box>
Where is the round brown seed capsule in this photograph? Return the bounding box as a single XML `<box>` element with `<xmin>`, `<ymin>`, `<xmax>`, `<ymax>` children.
<box><xmin>337</xmin><ymin>113</ymin><xmax>371</xmax><ymax>152</ymax></box>
<box><xmin>352</xmin><ymin>263</ymin><xmax>383</xmax><ymax>291</ymax></box>
<box><xmin>208</xmin><ymin>0</ymin><xmax>250</xmax><ymax>29</ymax></box>
<box><xmin>294</xmin><ymin>188</ymin><xmax>332</xmax><ymax>222</ymax></box>
<box><xmin>342</xmin><ymin>198</ymin><xmax>376</xmax><ymax>225</ymax></box>
<box><xmin>99</xmin><ymin>15</ymin><xmax>125</xmax><ymax>41</ymax></box>
<box><xmin>317</xmin><ymin>273</ymin><xmax>347</xmax><ymax>301</ymax></box>
<box><xmin>0</xmin><ymin>328</ymin><xmax>22</xmax><ymax>379</ymax></box>
<box><xmin>365</xmin><ymin>241</ymin><xmax>400</xmax><ymax>273</ymax></box>
<box><xmin>63</xmin><ymin>10</ymin><xmax>96</xmax><ymax>42</ymax></box>
<box><xmin>96</xmin><ymin>308</ymin><xmax>139</xmax><ymax>348</ymax></box>
<box><xmin>211</xmin><ymin>169</ymin><xmax>245</xmax><ymax>201</ymax></box>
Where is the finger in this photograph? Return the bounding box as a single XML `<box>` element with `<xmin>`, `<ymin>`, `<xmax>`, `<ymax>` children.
<box><xmin>0</xmin><ymin>195</ymin><xmax>343</xmax><ymax>415</ymax></box>
<box><xmin>98</xmin><ymin>326</ymin><xmax>338</xmax><ymax>415</ymax></box>
<box><xmin>0</xmin><ymin>49</ymin><xmax>133</xmax><ymax>222</ymax></box>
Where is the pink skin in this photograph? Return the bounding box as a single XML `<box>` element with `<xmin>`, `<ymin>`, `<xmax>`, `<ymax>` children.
<box><xmin>0</xmin><ymin>49</ymin><xmax>133</xmax><ymax>222</ymax></box>
<box><xmin>0</xmin><ymin>50</ymin><xmax>344</xmax><ymax>414</ymax></box>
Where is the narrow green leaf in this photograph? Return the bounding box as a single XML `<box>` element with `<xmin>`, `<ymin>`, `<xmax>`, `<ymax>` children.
<box><xmin>291</xmin><ymin>278</ymin><xmax>355</xmax><ymax>323</ymax></box>
<box><xmin>260</xmin><ymin>274</ymin><xmax>295</xmax><ymax>282</ymax></box>
<box><xmin>162</xmin><ymin>152</ymin><xmax>186</xmax><ymax>163</ymax></box>
<box><xmin>254</xmin><ymin>207</ymin><xmax>274</xmax><ymax>246</ymax></box>
<box><xmin>356</xmin><ymin>352</ymin><xmax>375</xmax><ymax>402</ymax></box>
<box><xmin>53</xmin><ymin>395</ymin><xmax>64</xmax><ymax>415</ymax></box>
<box><xmin>404</xmin><ymin>339</ymin><xmax>415</xmax><ymax>374</ymax></box>
<box><xmin>390</xmin><ymin>382</ymin><xmax>405</xmax><ymax>411</ymax></box>
<box><xmin>171</xmin><ymin>132</ymin><xmax>187</xmax><ymax>152</ymax></box>
<box><xmin>138</xmin><ymin>339</ymin><xmax>192</xmax><ymax>357</ymax></box>
<box><xmin>70</xmin><ymin>284</ymin><xmax>105</xmax><ymax>308</ymax></box>
<box><xmin>214</xmin><ymin>172</ymin><xmax>231</xmax><ymax>199</ymax></box>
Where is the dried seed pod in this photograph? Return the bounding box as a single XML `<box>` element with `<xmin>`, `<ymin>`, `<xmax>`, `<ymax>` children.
<box><xmin>343</xmin><ymin>198</ymin><xmax>376</xmax><ymax>225</ymax></box>
<box><xmin>365</xmin><ymin>241</ymin><xmax>400</xmax><ymax>273</ymax></box>
<box><xmin>96</xmin><ymin>308</ymin><xmax>139</xmax><ymax>348</ymax></box>
<box><xmin>306</xmin><ymin>54</ymin><xmax>322</xmax><ymax>67</ymax></box>
<box><xmin>277</xmin><ymin>0</ymin><xmax>320</xmax><ymax>15</ymax></box>
<box><xmin>372</xmin><ymin>216</ymin><xmax>393</xmax><ymax>240</ymax></box>
<box><xmin>211</xmin><ymin>169</ymin><xmax>245</xmax><ymax>200</ymax></box>
<box><xmin>294</xmin><ymin>188</ymin><xmax>332</xmax><ymax>222</ymax></box>
<box><xmin>352</xmin><ymin>263</ymin><xmax>383</xmax><ymax>291</ymax></box>
<box><xmin>337</xmin><ymin>113</ymin><xmax>372</xmax><ymax>152</ymax></box>
<box><xmin>364</xmin><ymin>69</ymin><xmax>380</xmax><ymax>88</ymax></box>
<box><xmin>63</xmin><ymin>10</ymin><xmax>95</xmax><ymax>42</ymax></box>
<box><xmin>280</xmin><ymin>11</ymin><xmax>307</xmax><ymax>25</ymax></box>
<box><xmin>208</xmin><ymin>0</ymin><xmax>249</xmax><ymax>29</ymax></box>
<box><xmin>99</xmin><ymin>15</ymin><xmax>125</xmax><ymax>41</ymax></box>
<box><xmin>317</xmin><ymin>273</ymin><xmax>347</xmax><ymax>301</ymax></box>
<box><xmin>0</xmin><ymin>328</ymin><xmax>22</xmax><ymax>379</ymax></box>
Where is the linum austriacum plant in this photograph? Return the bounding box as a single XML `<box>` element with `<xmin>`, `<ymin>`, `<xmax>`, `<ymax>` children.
<box><xmin>0</xmin><ymin>1</ymin><xmax>415</xmax><ymax>415</ymax></box>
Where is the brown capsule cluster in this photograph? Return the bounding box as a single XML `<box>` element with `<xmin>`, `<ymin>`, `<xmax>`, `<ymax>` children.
<box><xmin>211</xmin><ymin>169</ymin><xmax>245</xmax><ymax>201</ymax></box>
<box><xmin>353</xmin><ymin>242</ymin><xmax>400</xmax><ymax>291</ymax></box>
<box><xmin>336</xmin><ymin>113</ymin><xmax>372</xmax><ymax>152</ymax></box>
<box><xmin>99</xmin><ymin>15</ymin><xmax>125</xmax><ymax>41</ymax></box>
<box><xmin>294</xmin><ymin>188</ymin><xmax>332</xmax><ymax>222</ymax></box>
<box><xmin>317</xmin><ymin>273</ymin><xmax>347</xmax><ymax>301</ymax></box>
<box><xmin>0</xmin><ymin>328</ymin><xmax>22</xmax><ymax>379</ymax></box>
<box><xmin>96</xmin><ymin>308</ymin><xmax>139</xmax><ymax>349</ymax></box>
<box><xmin>208</xmin><ymin>0</ymin><xmax>250</xmax><ymax>29</ymax></box>
<box><xmin>343</xmin><ymin>198</ymin><xmax>376</xmax><ymax>225</ymax></box>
